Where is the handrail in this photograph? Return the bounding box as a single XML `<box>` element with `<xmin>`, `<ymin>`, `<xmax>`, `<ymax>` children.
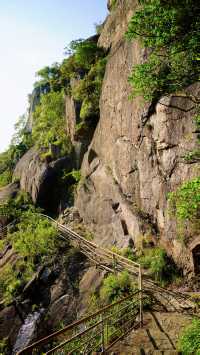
<box><xmin>40</xmin><ymin>214</ymin><xmax>196</xmax><ymax>303</ymax></box>
<box><xmin>39</xmin><ymin>214</ymin><xmax>141</xmax><ymax>267</ymax></box>
<box><xmin>15</xmin><ymin>214</ymin><xmax>196</xmax><ymax>354</ymax></box>
<box><xmin>17</xmin><ymin>291</ymin><xmax>141</xmax><ymax>354</ymax></box>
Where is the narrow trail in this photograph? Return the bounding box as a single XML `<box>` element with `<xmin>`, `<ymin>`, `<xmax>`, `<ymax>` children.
<box><xmin>11</xmin><ymin>214</ymin><xmax>198</xmax><ymax>354</ymax></box>
<box><xmin>42</xmin><ymin>214</ymin><xmax>196</xmax><ymax>314</ymax></box>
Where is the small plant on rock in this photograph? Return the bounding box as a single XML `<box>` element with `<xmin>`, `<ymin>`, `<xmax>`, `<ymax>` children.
<box><xmin>178</xmin><ymin>318</ymin><xmax>200</xmax><ymax>354</ymax></box>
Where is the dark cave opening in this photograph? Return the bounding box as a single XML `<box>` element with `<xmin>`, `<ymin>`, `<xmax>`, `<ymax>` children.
<box><xmin>192</xmin><ymin>244</ymin><xmax>200</xmax><ymax>274</ymax></box>
<box><xmin>121</xmin><ymin>219</ymin><xmax>129</xmax><ymax>236</ymax></box>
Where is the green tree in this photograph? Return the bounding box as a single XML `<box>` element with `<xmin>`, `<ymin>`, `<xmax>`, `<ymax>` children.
<box><xmin>65</xmin><ymin>38</ymin><xmax>105</xmax><ymax>70</ymax></box>
<box><xmin>32</xmin><ymin>90</ymin><xmax>71</xmax><ymax>157</ymax></box>
<box><xmin>126</xmin><ymin>0</ymin><xmax>200</xmax><ymax>101</ymax></box>
<box><xmin>0</xmin><ymin>113</ymin><xmax>33</xmax><ymax>187</ymax></box>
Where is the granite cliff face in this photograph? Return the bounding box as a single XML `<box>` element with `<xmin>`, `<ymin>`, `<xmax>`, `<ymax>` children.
<box><xmin>11</xmin><ymin>0</ymin><xmax>199</xmax><ymax>275</ymax></box>
<box><xmin>75</xmin><ymin>0</ymin><xmax>200</xmax><ymax>275</ymax></box>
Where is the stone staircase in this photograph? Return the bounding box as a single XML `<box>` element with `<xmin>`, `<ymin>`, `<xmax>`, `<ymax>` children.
<box><xmin>111</xmin><ymin>311</ymin><xmax>193</xmax><ymax>354</ymax></box>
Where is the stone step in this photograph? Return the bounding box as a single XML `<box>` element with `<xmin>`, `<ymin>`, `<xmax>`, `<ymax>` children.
<box><xmin>110</xmin><ymin>311</ymin><xmax>193</xmax><ymax>354</ymax></box>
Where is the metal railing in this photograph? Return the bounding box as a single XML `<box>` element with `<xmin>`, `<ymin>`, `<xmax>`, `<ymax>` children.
<box><xmin>17</xmin><ymin>290</ymin><xmax>146</xmax><ymax>355</ymax></box>
<box><xmin>39</xmin><ymin>214</ymin><xmax>143</xmax><ymax>276</ymax></box>
<box><xmin>0</xmin><ymin>220</ymin><xmax>16</xmax><ymax>239</ymax></box>
<box><xmin>39</xmin><ymin>215</ymin><xmax>195</xmax><ymax>312</ymax></box>
<box><xmin>0</xmin><ymin>223</ymin><xmax>7</xmax><ymax>239</ymax></box>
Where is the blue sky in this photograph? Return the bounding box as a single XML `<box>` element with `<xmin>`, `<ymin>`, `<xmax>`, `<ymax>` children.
<box><xmin>0</xmin><ymin>0</ymin><xmax>108</xmax><ymax>152</ymax></box>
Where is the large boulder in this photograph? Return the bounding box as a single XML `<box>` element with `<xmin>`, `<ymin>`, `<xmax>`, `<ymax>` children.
<box><xmin>13</xmin><ymin>147</ymin><xmax>72</xmax><ymax>212</ymax></box>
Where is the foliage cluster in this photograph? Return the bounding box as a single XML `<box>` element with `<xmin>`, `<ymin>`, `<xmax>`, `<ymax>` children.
<box><xmin>0</xmin><ymin>115</ymin><xmax>32</xmax><ymax>187</ymax></box>
<box><xmin>0</xmin><ymin>208</ymin><xmax>59</xmax><ymax>303</ymax></box>
<box><xmin>32</xmin><ymin>90</ymin><xmax>71</xmax><ymax>158</ymax></box>
<box><xmin>0</xmin><ymin>37</ymin><xmax>106</xmax><ymax>188</ymax></box>
<box><xmin>138</xmin><ymin>247</ymin><xmax>166</xmax><ymax>282</ymax></box>
<box><xmin>8</xmin><ymin>211</ymin><xmax>58</xmax><ymax>264</ymax></box>
<box><xmin>126</xmin><ymin>0</ymin><xmax>200</xmax><ymax>101</ymax></box>
<box><xmin>168</xmin><ymin>177</ymin><xmax>200</xmax><ymax>239</ymax></box>
<box><xmin>178</xmin><ymin>318</ymin><xmax>200</xmax><ymax>354</ymax></box>
<box><xmin>35</xmin><ymin>39</ymin><xmax>106</xmax><ymax>139</ymax></box>
<box><xmin>0</xmin><ymin>190</ymin><xmax>61</xmax><ymax>303</ymax></box>
<box><xmin>72</xmin><ymin>57</ymin><xmax>107</xmax><ymax>121</ymax></box>
<box><xmin>61</xmin><ymin>169</ymin><xmax>83</xmax><ymax>203</ymax></box>
<box><xmin>110</xmin><ymin>245</ymin><xmax>137</xmax><ymax>262</ymax></box>
<box><xmin>62</xmin><ymin>169</ymin><xmax>82</xmax><ymax>184</ymax></box>
<box><xmin>100</xmin><ymin>271</ymin><xmax>134</xmax><ymax>302</ymax></box>
<box><xmin>0</xmin><ymin>190</ymin><xmax>34</xmax><ymax>221</ymax></box>
<box><xmin>110</xmin><ymin>243</ymin><xmax>179</xmax><ymax>285</ymax></box>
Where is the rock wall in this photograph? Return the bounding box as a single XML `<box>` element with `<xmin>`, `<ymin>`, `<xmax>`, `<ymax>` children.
<box><xmin>11</xmin><ymin>0</ymin><xmax>199</xmax><ymax>274</ymax></box>
<box><xmin>13</xmin><ymin>147</ymin><xmax>72</xmax><ymax>212</ymax></box>
<box><xmin>75</xmin><ymin>0</ymin><xmax>200</xmax><ymax>274</ymax></box>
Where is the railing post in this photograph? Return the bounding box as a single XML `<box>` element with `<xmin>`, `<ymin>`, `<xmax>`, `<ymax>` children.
<box><xmin>100</xmin><ymin>313</ymin><xmax>105</xmax><ymax>353</ymax></box>
<box><xmin>112</xmin><ymin>253</ymin><xmax>117</xmax><ymax>274</ymax></box>
<box><xmin>138</xmin><ymin>265</ymin><xmax>143</xmax><ymax>327</ymax></box>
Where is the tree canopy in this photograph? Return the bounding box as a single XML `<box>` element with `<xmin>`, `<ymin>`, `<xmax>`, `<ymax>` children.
<box><xmin>126</xmin><ymin>0</ymin><xmax>200</xmax><ymax>101</ymax></box>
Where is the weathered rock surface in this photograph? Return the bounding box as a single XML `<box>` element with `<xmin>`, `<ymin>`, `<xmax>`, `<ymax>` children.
<box><xmin>76</xmin><ymin>0</ymin><xmax>200</xmax><ymax>274</ymax></box>
<box><xmin>13</xmin><ymin>147</ymin><xmax>72</xmax><ymax>211</ymax></box>
<box><xmin>0</xmin><ymin>305</ymin><xmax>23</xmax><ymax>350</ymax></box>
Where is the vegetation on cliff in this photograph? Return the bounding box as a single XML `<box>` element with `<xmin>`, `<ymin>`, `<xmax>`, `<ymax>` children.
<box><xmin>0</xmin><ymin>37</ymin><xmax>106</xmax><ymax>185</ymax></box>
<box><xmin>169</xmin><ymin>177</ymin><xmax>200</xmax><ymax>241</ymax></box>
<box><xmin>36</xmin><ymin>38</ymin><xmax>106</xmax><ymax>139</ymax></box>
<box><xmin>126</xmin><ymin>0</ymin><xmax>200</xmax><ymax>101</ymax></box>
<box><xmin>0</xmin><ymin>115</ymin><xmax>32</xmax><ymax>187</ymax></box>
<box><xmin>178</xmin><ymin>318</ymin><xmax>200</xmax><ymax>354</ymax></box>
<box><xmin>32</xmin><ymin>90</ymin><xmax>71</xmax><ymax>159</ymax></box>
<box><xmin>0</xmin><ymin>192</ymin><xmax>60</xmax><ymax>303</ymax></box>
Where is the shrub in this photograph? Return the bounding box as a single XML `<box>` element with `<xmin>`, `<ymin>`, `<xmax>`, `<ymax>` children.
<box><xmin>0</xmin><ymin>191</ymin><xmax>34</xmax><ymax>221</ymax></box>
<box><xmin>168</xmin><ymin>177</ymin><xmax>200</xmax><ymax>237</ymax></box>
<box><xmin>178</xmin><ymin>318</ymin><xmax>200</xmax><ymax>354</ymax></box>
<box><xmin>123</xmin><ymin>247</ymin><xmax>137</xmax><ymax>261</ymax></box>
<box><xmin>0</xmin><ymin>170</ymin><xmax>12</xmax><ymax>187</ymax></box>
<box><xmin>32</xmin><ymin>91</ymin><xmax>71</xmax><ymax>156</ymax></box>
<box><xmin>0</xmin><ymin>261</ymin><xmax>34</xmax><ymax>304</ymax></box>
<box><xmin>35</xmin><ymin>63</ymin><xmax>63</xmax><ymax>92</ymax></box>
<box><xmin>61</xmin><ymin>169</ymin><xmax>84</xmax><ymax>203</ymax></box>
<box><xmin>72</xmin><ymin>57</ymin><xmax>107</xmax><ymax>121</ymax></box>
<box><xmin>8</xmin><ymin>211</ymin><xmax>58</xmax><ymax>264</ymax></box>
<box><xmin>0</xmin><ymin>210</ymin><xmax>59</xmax><ymax>303</ymax></box>
<box><xmin>0</xmin><ymin>115</ymin><xmax>32</xmax><ymax>187</ymax></box>
<box><xmin>65</xmin><ymin>39</ymin><xmax>105</xmax><ymax>71</ymax></box>
<box><xmin>110</xmin><ymin>246</ymin><xmax>136</xmax><ymax>262</ymax></box>
<box><xmin>138</xmin><ymin>247</ymin><xmax>166</xmax><ymax>282</ymax></box>
<box><xmin>100</xmin><ymin>271</ymin><xmax>133</xmax><ymax>302</ymax></box>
